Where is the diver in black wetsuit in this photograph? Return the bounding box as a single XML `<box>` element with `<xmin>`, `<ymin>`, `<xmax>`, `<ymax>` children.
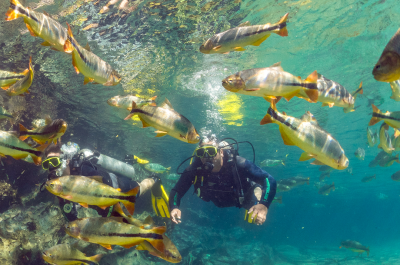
<box><xmin>169</xmin><ymin>135</ymin><xmax>277</xmax><ymax>226</ymax></box>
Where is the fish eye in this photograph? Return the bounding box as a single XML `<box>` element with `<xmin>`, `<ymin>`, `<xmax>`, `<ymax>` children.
<box><xmin>375</xmin><ymin>65</ymin><xmax>380</xmax><ymax>70</ymax></box>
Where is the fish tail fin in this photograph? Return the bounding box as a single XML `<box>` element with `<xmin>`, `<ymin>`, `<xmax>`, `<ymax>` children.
<box><xmin>351</xmin><ymin>81</ymin><xmax>363</xmax><ymax>99</ymax></box>
<box><xmin>166</xmin><ymin>167</ymin><xmax>171</xmax><ymax>172</ymax></box>
<box><xmin>307</xmin><ymin>177</ymin><xmax>310</xmax><ymax>185</ymax></box>
<box><xmin>276</xmin><ymin>195</ymin><xmax>282</xmax><ymax>204</ymax></box>
<box><xmin>302</xmin><ymin>71</ymin><xmax>319</xmax><ymax>102</ymax></box>
<box><xmin>124</xmin><ymin>186</ymin><xmax>140</xmax><ymax>197</ymax></box>
<box><xmin>63</xmin><ymin>23</ymin><xmax>74</xmax><ymax>53</ymax></box>
<box><xmin>122</xmin><ymin>201</ymin><xmax>135</xmax><ymax>215</ymax></box>
<box><xmin>20</xmin><ymin>68</ymin><xmax>29</xmax><ymax>75</ymax></box>
<box><xmin>114</xmin><ymin>202</ymin><xmax>128</xmax><ymax>218</ymax></box>
<box><xmin>273</xmin><ymin>13</ymin><xmax>289</xmax><ymax>37</ymax></box>
<box><xmin>148</xmin><ymin>237</ymin><xmax>166</xmax><ymax>253</ymax></box>
<box><xmin>367</xmin><ymin>247</ymin><xmax>370</xmax><ymax>257</ymax></box>
<box><xmin>133</xmin><ymin>155</ymin><xmax>138</xmax><ymax>160</ymax></box>
<box><xmin>149</xmin><ymin>95</ymin><xmax>157</xmax><ymax>106</ymax></box>
<box><xmin>124</xmin><ymin>102</ymin><xmax>139</xmax><ymax>120</ymax></box>
<box><xmin>332</xmin><ymin>182</ymin><xmax>335</xmax><ymax>190</ymax></box>
<box><xmin>89</xmin><ymin>254</ymin><xmax>104</xmax><ymax>264</ymax></box>
<box><xmin>369</xmin><ymin>104</ymin><xmax>382</xmax><ymax>126</ymax></box>
<box><xmin>260</xmin><ymin>99</ymin><xmax>277</xmax><ymax>125</ymax></box>
<box><xmin>5</xmin><ymin>0</ymin><xmax>25</xmax><ymax>21</ymax></box>
<box><xmin>18</xmin><ymin>123</ymin><xmax>29</xmax><ymax>141</ymax></box>
<box><xmin>31</xmin><ymin>155</ymin><xmax>42</xmax><ymax>166</ymax></box>
<box><xmin>149</xmin><ymin>225</ymin><xmax>166</xmax><ymax>235</ymax></box>
<box><xmin>281</xmin><ymin>160</ymin><xmax>285</xmax><ymax>166</ymax></box>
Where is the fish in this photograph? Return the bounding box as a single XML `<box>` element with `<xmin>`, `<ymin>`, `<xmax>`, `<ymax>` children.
<box><xmin>45</xmin><ymin>175</ymin><xmax>139</xmax><ymax>215</ymax></box>
<box><xmin>319</xmin><ymin>165</ymin><xmax>333</xmax><ymax>172</ymax></box>
<box><xmin>372</xmin><ymin>28</ymin><xmax>400</xmax><ymax>82</ymax></box>
<box><xmin>279</xmin><ymin>177</ymin><xmax>309</xmax><ymax>188</ymax></box>
<box><xmin>319</xmin><ymin>171</ymin><xmax>330</xmax><ymax>181</ymax></box>
<box><xmin>361</xmin><ymin>175</ymin><xmax>376</xmax><ymax>183</ymax></box>
<box><xmin>42</xmin><ymin>244</ymin><xmax>103</xmax><ymax>265</ymax></box>
<box><xmin>19</xmin><ymin>116</ymin><xmax>67</xmax><ymax>145</ymax></box>
<box><xmin>369</xmin><ymin>104</ymin><xmax>400</xmax><ymax>129</ymax></box>
<box><xmin>318</xmin><ymin>182</ymin><xmax>335</xmax><ymax>195</ymax></box>
<box><xmin>340</xmin><ymin>240</ymin><xmax>369</xmax><ymax>256</ymax></box>
<box><xmin>272</xmin><ymin>195</ymin><xmax>282</xmax><ymax>204</ymax></box>
<box><xmin>391</xmin><ymin>171</ymin><xmax>400</xmax><ymax>181</ymax></box>
<box><xmin>0</xmin><ymin>69</ymin><xmax>27</xmax><ymax>89</ymax></box>
<box><xmin>389</xmin><ymin>80</ymin><xmax>400</xmax><ymax>101</ymax></box>
<box><xmin>2</xmin><ymin>56</ymin><xmax>34</xmax><ymax>96</ymax></box>
<box><xmin>166</xmin><ymin>173</ymin><xmax>180</xmax><ymax>181</ymax></box>
<box><xmin>134</xmin><ymin>155</ymin><xmax>149</xmax><ymax>164</ymax></box>
<box><xmin>260</xmin><ymin>158</ymin><xmax>285</xmax><ymax>167</ymax></box>
<box><xmin>277</xmin><ymin>184</ymin><xmax>291</xmax><ymax>192</ymax></box>
<box><xmin>144</xmin><ymin>163</ymin><xmax>171</xmax><ymax>174</ymax></box>
<box><xmin>0</xmin><ymin>130</ymin><xmax>43</xmax><ymax>165</ymax></box>
<box><xmin>378</xmin><ymin>153</ymin><xmax>399</xmax><ymax>167</ymax></box>
<box><xmin>222</xmin><ymin>62</ymin><xmax>319</xmax><ymax>102</ymax></box>
<box><xmin>107</xmin><ymin>95</ymin><xmax>157</xmax><ymax>110</ymax></box>
<box><xmin>297</xmin><ymin>74</ymin><xmax>363</xmax><ymax>113</ymax></box>
<box><xmin>5</xmin><ymin>0</ymin><xmax>69</xmax><ymax>53</ymax></box>
<box><xmin>260</xmin><ymin>100</ymin><xmax>349</xmax><ymax>170</ymax></box>
<box><xmin>199</xmin><ymin>13</ymin><xmax>288</xmax><ymax>54</ymax></box>
<box><xmin>354</xmin><ymin>147</ymin><xmax>365</xmax><ymax>160</ymax></box>
<box><xmin>65</xmin><ymin>217</ymin><xmax>166</xmax><ymax>252</ymax></box>
<box><xmin>63</xmin><ymin>23</ymin><xmax>121</xmax><ymax>86</ymax></box>
<box><xmin>0</xmin><ymin>107</ymin><xmax>13</xmax><ymax>121</ymax></box>
<box><xmin>366</xmin><ymin>127</ymin><xmax>378</xmax><ymax>147</ymax></box>
<box><xmin>378</xmin><ymin>123</ymin><xmax>394</xmax><ymax>154</ymax></box>
<box><xmin>124</xmin><ymin>98</ymin><xmax>200</xmax><ymax>144</ymax></box>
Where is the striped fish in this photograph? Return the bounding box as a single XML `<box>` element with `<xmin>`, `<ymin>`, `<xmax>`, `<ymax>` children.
<box><xmin>42</xmin><ymin>244</ymin><xmax>103</xmax><ymax>265</ymax></box>
<box><xmin>0</xmin><ymin>107</ymin><xmax>13</xmax><ymax>121</ymax></box>
<box><xmin>64</xmin><ymin>217</ymin><xmax>166</xmax><ymax>252</ymax></box>
<box><xmin>369</xmin><ymin>104</ymin><xmax>400</xmax><ymax>129</ymax></box>
<box><xmin>107</xmin><ymin>95</ymin><xmax>157</xmax><ymax>110</ymax></box>
<box><xmin>378</xmin><ymin>123</ymin><xmax>394</xmax><ymax>154</ymax></box>
<box><xmin>19</xmin><ymin>116</ymin><xmax>67</xmax><ymax>144</ymax></box>
<box><xmin>318</xmin><ymin>182</ymin><xmax>335</xmax><ymax>195</ymax></box>
<box><xmin>3</xmin><ymin>56</ymin><xmax>34</xmax><ymax>96</ymax></box>
<box><xmin>222</xmin><ymin>62</ymin><xmax>319</xmax><ymax>102</ymax></box>
<box><xmin>64</xmin><ymin>23</ymin><xmax>121</xmax><ymax>86</ymax></box>
<box><xmin>0</xmin><ymin>130</ymin><xmax>42</xmax><ymax>165</ymax></box>
<box><xmin>45</xmin><ymin>175</ymin><xmax>139</xmax><ymax>215</ymax></box>
<box><xmin>0</xmin><ymin>69</ymin><xmax>27</xmax><ymax>89</ymax></box>
<box><xmin>297</xmin><ymin>74</ymin><xmax>363</xmax><ymax>113</ymax></box>
<box><xmin>200</xmin><ymin>13</ymin><xmax>288</xmax><ymax>54</ymax></box>
<box><xmin>373</xmin><ymin>28</ymin><xmax>400</xmax><ymax>82</ymax></box>
<box><xmin>124</xmin><ymin>98</ymin><xmax>200</xmax><ymax>144</ymax></box>
<box><xmin>260</xmin><ymin>100</ymin><xmax>349</xmax><ymax>170</ymax></box>
<box><xmin>366</xmin><ymin>127</ymin><xmax>377</xmax><ymax>147</ymax></box>
<box><xmin>5</xmin><ymin>0</ymin><xmax>69</xmax><ymax>53</ymax></box>
<box><xmin>389</xmin><ymin>80</ymin><xmax>400</xmax><ymax>101</ymax></box>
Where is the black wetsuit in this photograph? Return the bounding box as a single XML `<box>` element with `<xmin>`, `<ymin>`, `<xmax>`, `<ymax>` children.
<box><xmin>169</xmin><ymin>150</ymin><xmax>277</xmax><ymax>211</ymax></box>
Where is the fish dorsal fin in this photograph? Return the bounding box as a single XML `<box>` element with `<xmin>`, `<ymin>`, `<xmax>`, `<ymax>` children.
<box><xmin>84</xmin><ymin>43</ymin><xmax>91</xmax><ymax>51</ymax></box>
<box><xmin>317</xmin><ymin>73</ymin><xmax>323</xmax><ymax>79</ymax></box>
<box><xmin>144</xmin><ymin>215</ymin><xmax>155</xmax><ymax>227</ymax></box>
<box><xmin>269</xmin><ymin>62</ymin><xmax>283</xmax><ymax>71</ymax></box>
<box><xmin>45</xmin><ymin>115</ymin><xmax>52</xmax><ymax>125</ymax></box>
<box><xmin>160</xmin><ymin>98</ymin><xmax>173</xmax><ymax>109</ymax></box>
<box><xmin>237</xmin><ymin>21</ymin><xmax>251</xmax><ymax>27</ymax></box>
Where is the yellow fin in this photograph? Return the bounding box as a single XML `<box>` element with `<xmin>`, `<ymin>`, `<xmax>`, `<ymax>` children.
<box><xmin>25</xmin><ymin>23</ymin><xmax>37</xmax><ymax>37</ymax></box>
<box><xmin>84</xmin><ymin>43</ymin><xmax>91</xmax><ymax>51</ymax></box>
<box><xmin>237</xmin><ymin>21</ymin><xmax>251</xmax><ymax>27</ymax></box>
<box><xmin>41</xmin><ymin>41</ymin><xmax>52</xmax><ymax>46</ymax></box>
<box><xmin>311</xmin><ymin>159</ymin><xmax>325</xmax><ymax>165</ymax></box>
<box><xmin>252</xmin><ymin>34</ymin><xmax>270</xmax><ymax>46</ymax></box>
<box><xmin>233</xmin><ymin>47</ymin><xmax>246</xmax><ymax>51</ymax></box>
<box><xmin>139</xmin><ymin>117</ymin><xmax>151</xmax><ymax>128</ymax></box>
<box><xmin>299</xmin><ymin>152</ymin><xmax>314</xmax><ymax>161</ymax></box>
<box><xmin>72</xmin><ymin>55</ymin><xmax>80</xmax><ymax>74</ymax></box>
<box><xmin>213</xmin><ymin>45</ymin><xmax>222</xmax><ymax>51</ymax></box>
<box><xmin>155</xmin><ymin>131</ymin><xmax>168</xmax><ymax>137</ymax></box>
<box><xmin>283</xmin><ymin>89</ymin><xmax>300</xmax><ymax>101</ymax></box>
<box><xmin>83</xmin><ymin>76</ymin><xmax>94</xmax><ymax>85</ymax></box>
<box><xmin>279</xmin><ymin>126</ymin><xmax>295</xmax><ymax>145</ymax></box>
<box><xmin>160</xmin><ymin>98</ymin><xmax>174</xmax><ymax>109</ymax></box>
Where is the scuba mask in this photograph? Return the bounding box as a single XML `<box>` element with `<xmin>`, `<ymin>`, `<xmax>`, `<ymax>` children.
<box><xmin>194</xmin><ymin>146</ymin><xmax>218</xmax><ymax>158</ymax></box>
<box><xmin>42</xmin><ymin>157</ymin><xmax>61</xmax><ymax>170</ymax></box>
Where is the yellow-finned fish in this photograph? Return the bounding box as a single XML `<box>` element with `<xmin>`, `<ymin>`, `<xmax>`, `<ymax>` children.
<box><xmin>200</xmin><ymin>13</ymin><xmax>288</xmax><ymax>54</ymax></box>
<box><xmin>222</xmin><ymin>62</ymin><xmax>319</xmax><ymax>102</ymax></box>
<box><xmin>108</xmin><ymin>95</ymin><xmax>157</xmax><ymax>110</ymax></box>
<box><xmin>373</xmin><ymin>28</ymin><xmax>400</xmax><ymax>82</ymax></box>
<box><xmin>42</xmin><ymin>244</ymin><xmax>103</xmax><ymax>265</ymax></box>
<box><xmin>366</xmin><ymin>127</ymin><xmax>378</xmax><ymax>147</ymax></box>
<box><xmin>3</xmin><ymin>56</ymin><xmax>34</xmax><ymax>96</ymax></box>
<box><xmin>134</xmin><ymin>155</ymin><xmax>149</xmax><ymax>164</ymax></box>
<box><xmin>0</xmin><ymin>131</ymin><xmax>43</xmax><ymax>165</ymax></box>
<box><xmin>19</xmin><ymin>116</ymin><xmax>67</xmax><ymax>145</ymax></box>
<box><xmin>124</xmin><ymin>98</ymin><xmax>200</xmax><ymax>144</ymax></box>
<box><xmin>65</xmin><ymin>217</ymin><xmax>166</xmax><ymax>252</ymax></box>
<box><xmin>378</xmin><ymin>123</ymin><xmax>394</xmax><ymax>154</ymax></box>
<box><xmin>64</xmin><ymin>23</ymin><xmax>121</xmax><ymax>86</ymax></box>
<box><xmin>0</xmin><ymin>69</ymin><xmax>27</xmax><ymax>89</ymax></box>
<box><xmin>369</xmin><ymin>104</ymin><xmax>400</xmax><ymax>129</ymax></box>
<box><xmin>389</xmin><ymin>80</ymin><xmax>400</xmax><ymax>101</ymax></box>
<box><xmin>340</xmin><ymin>240</ymin><xmax>369</xmax><ymax>256</ymax></box>
<box><xmin>0</xmin><ymin>107</ymin><xmax>13</xmax><ymax>122</ymax></box>
<box><xmin>318</xmin><ymin>182</ymin><xmax>335</xmax><ymax>195</ymax></box>
<box><xmin>45</xmin><ymin>175</ymin><xmax>139</xmax><ymax>215</ymax></box>
<box><xmin>260</xmin><ymin>100</ymin><xmax>349</xmax><ymax>170</ymax></box>
<box><xmin>5</xmin><ymin>0</ymin><xmax>69</xmax><ymax>53</ymax></box>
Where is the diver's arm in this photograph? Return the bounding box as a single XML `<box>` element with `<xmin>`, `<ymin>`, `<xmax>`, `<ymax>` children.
<box><xmin>168</xmin><ymin>169</ymin><xmax>194</xmax><ymax>211</ymax></box>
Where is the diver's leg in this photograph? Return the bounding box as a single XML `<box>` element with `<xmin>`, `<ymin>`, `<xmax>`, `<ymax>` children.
<box><xmin>139</xmin><ymin>177</ymin><xmax>155</xmax><ymax>196</ymax></box>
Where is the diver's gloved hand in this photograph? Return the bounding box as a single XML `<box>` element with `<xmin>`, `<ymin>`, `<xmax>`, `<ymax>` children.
<box><xmin>171</xmin><ymin>208</ymin><xmax>181</xmax><ymax>224</ymax></box>
<box><xmin>247</xmin><ymin>204</ymin><xmax>268</xmax><ymax>226</ymax></box>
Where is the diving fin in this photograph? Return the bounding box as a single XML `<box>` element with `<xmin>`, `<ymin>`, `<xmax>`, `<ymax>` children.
<box><xmin>151</xmin><ymin>179</ymin><xmax>170</xmax><ymax>218</ymax></box>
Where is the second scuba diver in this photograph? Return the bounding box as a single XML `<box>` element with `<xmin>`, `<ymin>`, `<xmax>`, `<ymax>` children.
<box><xmin>169</xmin><ymin>134</ymin><xmax>277</xmax><ymax>225</ymax></box>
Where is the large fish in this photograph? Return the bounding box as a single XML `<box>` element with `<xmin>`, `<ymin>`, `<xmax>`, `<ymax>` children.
<box><xmin>260</xmin><ymin>100</ymin><xmax>348</xmax><ymax>170</ymax></box>
<box><xmin>45</xmin><ymin>175</ymin><xmax>139</xmax><ymax>215</ymax></box>
<box><xmin>0</xmin><ymin>131</ymin><xmax>42</xmax><ymax>165</ymax></box>
<box><xmin>3</xmin><ymin>56</ymin><xmax>34</xmax><ymax>96</ymax></box>
<box><xmin>65</xmin><ymin>217</ymin><xmax>166</xmax><ymax>252</ymax></box>
<box><xmin>42</xmin><ymin>244</ymin><xmax>103</xmax><ymax>265</ymax></box>
<box><xmin>200</xmin><ymin>13</ymin><xmax>288</xmax><ymax>54</ymax></box>
<box><xmin>378</xmin><ymin>123</ymin><xmax>394</xmax><ymax>154</ymax></box>
<box><xmin>64</xmin><ymin>23</ymin><xmax>121</xmax><ymax>86</ymax></box>
<box><xmin>0</xmin><ymin>69</ymin><xmax>27</xmax><ymax>89</ymax></box>
<box><xmin>340</xmin><ymin>240</ymin><xmax>369</xmax><ymax>256</ymax></box>
<box><xmin>222</xmin><ymin>62</ymin><xmax>319</xmax><ymax>102</ymax></box>
<box><xmin>372</xmin><ymin>28</ymin><xmax>400</xmax><ymax>82</ymax></box>
<box><xmin>297</xmin><ymin>74</ymin><xmax>363</xmax><ymax>113</ymax></box>
<box><xmin>369</xmin><ymin>104</ymin><xmax>400</xmax><ymax>129</ymax></box>
<box><xmin>19</xmin><ymin>116</ymin><xmax>67</xmax><ymax>144</ymax></box>
<box><xmin>108</xmin><ymin>95</ymin><xmax>157</xmax><ymax>110</ymax></box>
<box><xmin>124</xmin><ymin>98</ymin><xmax>200</xmax><ymax>144</ymax></box>
<box><xmin>5</xmin><ymin>0</ymin><xmax>69</xmax><ymax>53</ymax></box>
<box><xmin>389</xmin><ymin>80</ymin><xmax>400</xmax><ymax>101</ymax></box>
<box><xmin>318</xmin><ymin>182</ymin><xmax>335</xmax><ymax>195</ymax></box>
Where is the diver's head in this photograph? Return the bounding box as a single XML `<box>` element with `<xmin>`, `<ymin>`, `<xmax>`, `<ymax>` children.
<box><xmin>196</xmin><ymin>134</ymin><xmax>224</xmax><ymax>171</ymax></box>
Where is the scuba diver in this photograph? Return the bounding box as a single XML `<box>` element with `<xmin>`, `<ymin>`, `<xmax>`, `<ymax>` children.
<box><xmin>42</xmin><ymin>141</ymin><xmax>171</xmax><ymax>221</ymax></box>
<box><xmin>169</xmin><ymin>134</ymin><xmax>277</xmax><ymax>226</ymax></box>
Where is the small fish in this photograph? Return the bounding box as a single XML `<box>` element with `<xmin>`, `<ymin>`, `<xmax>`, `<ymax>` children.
<box><xmin>361</xmin><ymin>175</ymin><xmax>376</xmax><ymax>183</ymax></box>
<box><xmin>166</xmin><ymin>173</ymin><xmax>180</xmax><ymax>181</ymax></box>
<box><xmin>318</xmin><ymin>182</ymin><xmax>335</xmax><ymax>195</ymax></box>
<box><xmin>366</xmin><ymin>127</ymin><xmax>378</xmax><ymax>147</ymax></box>
<box><xmin>0</xmin><ymin>69</ymin><xmax>27</xmax><ymax>89</ymax></box>
<box><xmin>340</xmin><ymin>240</ymin><xmax>369</xmax><ymax>256</ymax></box>
<box><xmin>5</xmin><ymin>0</ymin><xmax>70</xmax><ymax>53</ymax></box>
<box><xmin>369</xmin><ymin>104</ymin><xmax>400</xmax><ymax>129</ymax></box>
<box><xmin>272</xmin><ymin>195</ymin><xmax>282</xmax><ymax>204</ymax></box>
<box><xmin>64</xmin><ymin>23</ymin><xmax>121</xmax><ymax>86</ymax></box>
<box><xmin>134</xmin><ymin>155</ymin><xmax>149</xmax><ymax>164</ymax></box>
<box><xmin>0</xmin><ymin>131</ymin><xmax>43</xmax><ymax>165</ymax></box>
<box><xmin>391</xmin><ymin>171</ymin><xmax>400</xmax><ymax>181</ymax></box>
<box><xmin>260</xmin><ymin>100</ymin><xmax>348</xmax><ymax>170</ymax></box>
<box><xmin>45</xmin><ymin>175</ymin><xmax>139</xmax><ymax>214</ymax></box>
<box><xmin>124</xmin><ymin>98</ymin><xmax>200</xmax><ymax>144</ymax></box>
<box><xmin>0</xmin><ymin>107</ymin><xmax>13</xmax><ymax>121</ymax></box>
<box><xmin>277</xmin><ymin>184</ymin><xmax>291</xmax><ymax>192</ymax></box>
<box><xmin>378</xmin><ymin>123</ymin><xmax>394</xmax><ymax>154</ymax></box>
<box><xmin>319</xmin><ymin>165</ymin><xmax>333</xmax><ymax>172</ymax></box>
<box><xmin>260</xmin><ymin>158</ymin><xmax>285</xmax><ymax>167</ymax></box>
<box><xmin>42</xmin><ymin>244</ymin><xmax>103</xmax><ymax>265</ymax></box>
<box><xmin>319</xmin><ymin>171</ymin><xmax>330</xmax><ymax>181</ymax></box>
<box><xmin>368</xmin><ymin>151</ymin><xmax>387</xmax><ymax>167</ymax></box>
<box><xmin>107</xmin><ymin>95</ymin><xmax>157</xmax><ymax>110</ymax></box>
<box><xmin>3</xmin><ymin>56</ymin><xmax>34</xmax><ymax>96</ymax></box>
<box><xmin>373</xmin><ymin>28</ymin><xmax>400</xmax><ymax>82</ymax></box>
<box><xmin>279</xmin><ymin>177</ymin><xmax>309</xmax><ymax>188</ymax></box>
<box><xmin>65</xmin><ymin>217</ymin><xmax>166</xmax><ymax>252</ymax></box>
<box><xmin>222</xmin><ymin>62</ymin><xmax>319</xmax><ymax>102</ymax></box>
<box><xmin>378</xmin><ymin>153</ymin><xmax>399</xmax><ymax>167</ymax></box>
<box><xmin>19</xmin><ymin>116</ymin><xmax>67</xmax><ymax>145</ymax></box>
<box><xmin>144</xmin><ymin>163</ymin><xmax>171</xmax><ymax>174</ymax></box>
<box><xmin>389</xmin><ymin>80</ymin><xmax>400</xmax><ymax>101</ymax></box>
<box><xmin>200</xmin><ymin>13</ymin><xmax>288</xmax><ymax>54</ymax></box>
<box><xmin>354</xmin><ymin>147</ymin><xmax>365</xmax><ymax>160</ymax></box>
